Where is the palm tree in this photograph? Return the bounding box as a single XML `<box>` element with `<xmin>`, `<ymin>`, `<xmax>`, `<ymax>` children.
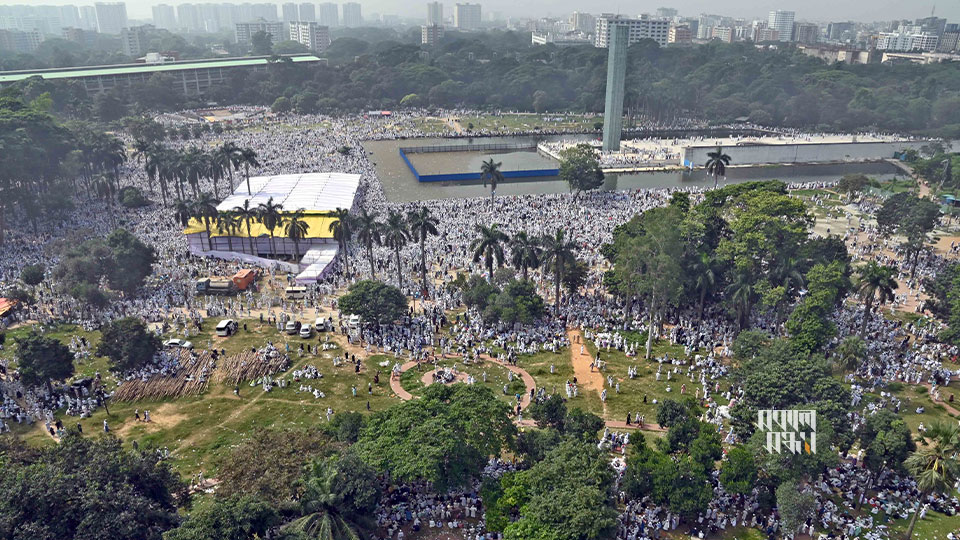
<box><xmin>354</xmin><ymin>208</ymin><xmax>381</xmax><ymax>279</ymax></box>
<box><xmin>94</xmin><ymin>175</ymin><xmax>117</xmax><ymax>228</ymax></box>
<box><xmin>540</xmin><ymin>228</ymin><xmax>577</xmax><ymax>313</ymax></box>
<box><xmin>856</xmin><ymin>262</ymin><xmax>898</xmax><ymax>338</ymax></box>
<box><xmin>480</xmin><ymin>158</ymin><xmax>504</xmax><ymax>205</ymax></box>
<box><xmin>903</xmin><ymin>422</ymin><xmax>960</xmax><ymax>539</ymax></box>
<box><xmin>382</xmin><ymin>210</ymin><xmax>409</xmax><ymax>289</ymax></box>
<box><xmin>193</xmin><ymin>192</ymin><xmax>220</xmax><ymax>251</ymax></box>
<box><xmin>257</xmin><ymin>196</ymin><xmax>284</xmax><ymax>257</ymax></box>
<box><xmin>693</xmin><ymin>252</ymin><xmax>716</xmax><ymax>322</ymax></box>
<box><xmin>407</xmin><ymin>206</ymin><xmax>439</xmax><ymax>294</ymax></box>
<box><xmin>232</xmin><ymin>198</ymin><xmax>260</xmax><ymax>256</ymax></box>
<box><xmin>834</xmin><ymin>335</ymin><xmax>866</xmax><ymax>373</ymax></box>
<box><xmin>216</xmin><ymin>211</ymin><xmax>241</xmax><ymax>252</ymax></box>
<box><xmin>509</xmin><ymin>231</ymin><xmax>542</xmax><ymax>281</ymax></box>
<box><xmin>132</xmin><ymin>138</ymin><xmax>151</xmax><ymax>166</ymax></box>
<box><xmin>237</xmin><ymin>147</ymin><xmax>260</xmax><ymax>195</ymax></box>
<box><xmin>144</xmin><ymin>145</ymin><xmax>165</xmax><ymax>201</ymax></box>
<box><xmin>329</xmin><ymin>208</ymin><xmax>353</xmax><ymax>279</ymax></box>
<box><xmin>284</xmin><ymin>209</ymin><xmax>310</xmax><ymax>262</ymax></box>
<box><xmin>471</xmin><ymin>224</ymin><xmax>508</xmax><ymax>283</ymax></box>
<box><xmin>215</xmin><ymin>141</ymin><xmax>241</xmax><ymax>191</ymax></box>
<box><xmin>173</xmin><ymin>199</ymin><xmax>193</xmax><ymax>228</ymax></box>
<box><xmin>726</xmin><ymin>270</ymin><xmax>754</xmax><ymax>331</ymax></box>
<box><xmin>282</xmin><ymin>458</ymin><xmax>369</xmax><ymax>540</ymax></box>
<box><xmin>705</xmin><ymin>146</ymin><xmax>732</xmax><ymax>190</ymax></box>
<box><xmin>205</xmin><ymin>150</ymin><xmax>225</xmax><ymax>199</ymax></box>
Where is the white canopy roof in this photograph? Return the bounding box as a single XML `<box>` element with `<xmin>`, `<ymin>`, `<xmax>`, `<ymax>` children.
<box><xmin>295</xmin><ymin>245</ymin><xmax>339</xmax><ymax>283</ymax></box>
<box><xmin>218</xmin><ymin>173</ymin><xmax>361</xmax><ymax>213</ymax></box>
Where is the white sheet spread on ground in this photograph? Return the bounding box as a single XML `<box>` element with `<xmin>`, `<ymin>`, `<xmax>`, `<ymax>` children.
<box><xmin>218</xmin><ymin>173</ymin><xmax>361</xmax><ymax>213</ymax></box>
<box><xmin>295</xmin><ymin>245</ymin><xmax>339</xmax><ymax>283</ymax></box>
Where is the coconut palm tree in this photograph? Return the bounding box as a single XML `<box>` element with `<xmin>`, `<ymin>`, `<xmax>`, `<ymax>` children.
<box><xmin>232</xmin><ymin>198</ymin><xmax>260</xmax><ymax>256</ymax></box>
<box><xmin>132</xmin><ymin>138</ymin><xmax>151</xmax><ymax>166</ymax></box>
<box><xmin>329</xmin><ymin>208</ymin><xmax>353</xmax><ymax>278</ymax></box>
<box><xmin>237</xmin><ymin>147</ymin><xmax>260</xmax><ymax>195</ymax></box>
<box><xmin>693</xmin><ymin>251</ymin><xmax>716</xmax><ymax>322</ymax></box>
<box><xmin>382</xmin><ymin>210</ymin><xmax>409</xmax><ymax>289</ymax></box>
<box><xmin>705</xmin><ymin>146</ymin><xmax>731</xmax><ymax>190</ymax></box>
<box><xmin>509</xmin><ymin>230</ymin><xmax>542</xmax><ymax>281</ymax></box>
<box><xmin>193</xmin><ymin>192</ymin><xmax>220</xmax><ymax>251</ymax></box>
<box><xmin>856</xmin><ymin>262</ymin><xmax>898</xmax><ymax>338</ymax></box>
<box><xmin>407</xmin><ymin>206</ymin><xmax>439</xmax><ymax>294</ymax></box>
<box><xmin>540</xmin><ymin>228</ymin><xmax>577</xmax><ymax>312</ymax></box>
<box><xmin>354</xmin><ymin>208</ymin><xmax>381</xmax><ymax>279</ymax></box>
<box><xmin>216</xmin><ymin>211</ymin><xmax>242</xmax><ymax>252</ymax></box>
<box><xmin>471</xmin><ymin>224</ymin><xmax>508</xmax><ymax>283</ymax></box>
<box><xmin>173</xmin><ymin>199</ymin><xmax>193</xmax><ymax>228</ymax></box>
<box><xmin>204</xmin><ymin>150</ymin><xmax>225</xmax><ymax>199</ymax></box>
<box><xmin>257</xmin><ymin>196</ymin><xmax>284</xmax><ymax>257</ymax></box>
<box><xmin>215</xmin><ymin>141</ymin><xmax>241</xmax><ymax>191</ymax></box>
<box><xmin>726</xmin><ymin>270</ymin><xmax>754</xmax><ymax>331</ymax></box>
<box><xmin>903</xmin><ymin>422</ymin><xmax>960</xmax><ymax>539</ymax></box>
<box><xmin>94</xmin><ymin>175</ymin><xmax>117</xmax><ymax>228</ymax></box>
<box><xmin>282</xmin><ymin>458</ymin><xmax>370</xmax><ymax>540</ymax></box>
<box><xmin>285</xmin><ymin>209</ymin><xmax>310</xmax><ymax>262</ymax></box>
<box><xmin>480</xmin><ymin>158</ymin><xmax>504</xmax><ymax>205</ymax></box>
<box><xmin>834</xmin><ymin>335</ymin><xmax>866</xmax><ymax>373</ymax></box>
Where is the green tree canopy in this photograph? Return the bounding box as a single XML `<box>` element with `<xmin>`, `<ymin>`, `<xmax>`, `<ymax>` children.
<box><xmin>96</xmin><ymin>317</ymin><xmax>161</xmax><ymax>373</ymax></box>
<box><xmin>337</xmin><ymin>280</ymin><xmax>408</xmax><ymax>326</ymax></box>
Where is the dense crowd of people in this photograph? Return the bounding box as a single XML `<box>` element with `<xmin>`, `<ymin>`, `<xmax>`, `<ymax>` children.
<box><xmin>0</xmin><ymin>106</ymin><xmax>957</xmax><ymax>539</ymax></box>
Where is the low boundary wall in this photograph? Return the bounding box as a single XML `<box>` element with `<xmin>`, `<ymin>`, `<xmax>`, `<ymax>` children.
<box><xmin>398</xmin><ymin>143</ymin><xmax>559</xmax><ymax>182</ymax></box>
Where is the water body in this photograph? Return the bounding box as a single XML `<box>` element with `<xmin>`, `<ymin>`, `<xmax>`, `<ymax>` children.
<box><xmin>364</xmin><ymin>136</ymin><xmax>907</xmax><ymax>204</ymax></box>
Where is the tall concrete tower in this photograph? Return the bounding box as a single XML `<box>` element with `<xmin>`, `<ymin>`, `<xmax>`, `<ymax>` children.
<box><xmin>602</xmin><ymin>24</ymin><xmax>629</xmax><ymax>152</ymax></box>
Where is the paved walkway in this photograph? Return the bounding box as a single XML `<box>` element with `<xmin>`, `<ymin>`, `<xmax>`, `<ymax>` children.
<box><xmin>388</xmin><ymin>347</ymin><xmax>665</xmax><ymax>433</ymax></box>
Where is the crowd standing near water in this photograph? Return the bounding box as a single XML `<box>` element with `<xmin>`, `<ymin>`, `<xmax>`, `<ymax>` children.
<box><xmin>1</xmin><ymin>107</ymin><xmax>958</xmax><ymax>540</ymax></box>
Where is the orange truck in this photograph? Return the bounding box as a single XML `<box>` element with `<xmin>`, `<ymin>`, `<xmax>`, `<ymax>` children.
<box><xmin>231</xmin><ymin>269</ymin><xmax>257</xmax><ymax>291</ymax></box>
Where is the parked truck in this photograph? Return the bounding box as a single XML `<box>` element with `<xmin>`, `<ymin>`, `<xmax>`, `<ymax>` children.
<box><xmin>231</xmin><ymin>269</ymin><xmax>257</xmax><ymax>291</ymax></box>
<box><xmin>195</xmin><ymin>278</ymin><xmax>237</xmax><ymax>295</ymax></box>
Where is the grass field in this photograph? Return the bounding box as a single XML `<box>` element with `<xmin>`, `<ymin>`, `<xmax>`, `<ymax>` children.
<box><xmin>456</xmin><ymin>113</ymin><xmax>600</xmax><ymax>133</ymax></box>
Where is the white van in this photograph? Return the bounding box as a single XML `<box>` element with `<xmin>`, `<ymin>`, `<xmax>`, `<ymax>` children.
<box><xmin>347</xmin><ymin>314</ymin><xmax>361</xmax><ymax>332</ymax></box>
<box><xmin>215</xmin><ymin>319</ymin><xmax>238</xmax><ymax>337</ymax></box>
<box><xmin>285</xmin><ymin>286</ymin><xmax>308</xmax><ymax>299</ymax></box>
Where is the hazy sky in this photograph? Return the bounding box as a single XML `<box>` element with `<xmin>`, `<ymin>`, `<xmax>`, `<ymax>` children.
<box><xmin>32</xmin><ymin>0</ymin><xmax>960</xmax><ymax>25</ymax></box>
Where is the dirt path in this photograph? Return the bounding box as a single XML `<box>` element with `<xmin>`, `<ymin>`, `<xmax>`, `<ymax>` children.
<box><xmin>391</xmin><ymin>355</ymin><xmax>537</xmax><ymax>408</ymax></box>
<box><xmin>567</xmin><ymin>328</ymin><xmax>605</xmax><ymax>392</ymax></box>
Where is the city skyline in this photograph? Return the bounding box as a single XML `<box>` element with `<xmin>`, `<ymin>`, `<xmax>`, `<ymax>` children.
<box><xmin>2</xmin><ymin>0</ymin><xmax>955</xmax><ymax>25</ymax></box>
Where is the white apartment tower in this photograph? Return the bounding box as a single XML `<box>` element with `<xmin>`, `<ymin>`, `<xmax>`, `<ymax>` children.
<box><xmin>454</xmin><ymin>3</ymin><xmax>481</xmax><ymax>31</ymax></box>
<box><xmin>342</xmin><ymin>2</ymin><xmax>362</xmax><ymax>27</ymax></box>
<box><xmin>767</xmin><ymin>10</ymin><xmax>794</xmax><ymax>42</ymax></box>
<box><xmin>289</xmin><ymin>21</ymin><xmax>331</xmax><ymax>51</ymax></box>
<box><xmin>94</xmin><ymin>2</ymin><xmax>128</xmax><ymax>34</ymax></box>
<box><xmin>427</xmin><ymin>2</ymin><xmax>443</xmax><ymax>26</ymax></box>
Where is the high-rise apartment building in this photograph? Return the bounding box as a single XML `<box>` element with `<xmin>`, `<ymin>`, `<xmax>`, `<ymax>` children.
<box><xmin>299</xmin><ymin>3</ymin><xmax>316</xmax><ymax>22</ymax></box>
<box><xmin>667</xmin><ymin>24</ymin><xmax>691</xmax><ymax>44</ymax></box>
<box><xmin>454</xmin><ymin>3</ymin><xmax>481</xmax><ymax>31</ymax></box>
<box><xmin>342</xmin><ymin>2</ymin><xmax>362</xmax><ymax>27</ymax></box>
<box><xmin>94</xmin><ymin>2</ymin><xmax>128</xmax><ymax>34</ymax></box>
<box><xmin>177</xmin><ymin>3</ymin><xmax>202</xmax><ymax>31</ymax></box>
<box><xmin>711</xmin><ymin>26</ymin><xmax>732</xmax><ymax>43</ymax></box>
<box><xmin>120</xmin><ymin>26</ymin><xmax>144</xmax><ymax>56</ymax></box>
<box><xmin>877</xmin><ymin>31</ymin><xmax>939</xmax><ymax>51</ymax></box>
<box><xmin>595</xmin><ymin>14</ymin><xmax>670</xmax><ymax>47</ymax></box>
<box><xmin>60</xmin><ymin>6</ymin><xmax>81</xmax><ymax>29</ymax></box>
<box><xmin>767</xmin><ymin>10</ymin><xmax>794</xmax><ymax>42</ymax></box>
<box><xmin>235</xmin><ymin>18</ymin><xmax>285</xmax><ymax>43</ymax></box>
<box><xmin>793</xmin><ymin>22</ymin><xmax>819</xmax><ymax>44</ymax></box>
<box><xmin>282</xmin><ymin>3</ymin><xmax>298</xmax><ymax>22</ymax></box>
<box><xmin>289</xmin><ymin>21</ymin><xmax>330</xmax><ymax>51</ymax></box>
<box><xmin>826</xmin><ymin>21</ymin><xmax>854</xmax><ymax>41</ymax></box>
<box><xmin>696</xmin><ymin>13</ymin><xmax>723</xmax><ymax>39</ymax></box>
<box><xmin>0</xmin><ymin>29</ymin><xmax>43</xmax><ymax>53</ymax></box>
<box><xmin>152</xmin><ymin>4</ymin><xmax>177</xmax><ymax>29</ymax></box>
<box><xmin>570</xmin><ymin>12</ymin><xmax>595</xmax><ymax>34</ymax></box>
<box><xmin>427</xmin><ymin>2</ymin><xmax>443</xmax><ymax>26</ymax></box>
<box><xmin>421</xmin><ymin>23</ymin><xmax>444</xmax><ymax>44</ymax></box>
<box><xmin>318</xmin><ymin>3</ymin><xmax>338</xmax><ymax>26</ymax></box>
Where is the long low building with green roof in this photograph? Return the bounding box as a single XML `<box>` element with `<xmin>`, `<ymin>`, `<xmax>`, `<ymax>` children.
<box><xmin>0</xmin><ymin>54</ymin><xmax>322</xmax><ymax>96</ymax></box>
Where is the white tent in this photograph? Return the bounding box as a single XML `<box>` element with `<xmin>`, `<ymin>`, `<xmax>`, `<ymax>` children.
<box><xmin>219</xmin><ymin>173</ymin><xmax>361</xmax><ymax>213</ymax></box>
<box><xmin>295</xmin><ymin>245</ymin><xmax>339</xmax><ymax>283</ymax></box>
